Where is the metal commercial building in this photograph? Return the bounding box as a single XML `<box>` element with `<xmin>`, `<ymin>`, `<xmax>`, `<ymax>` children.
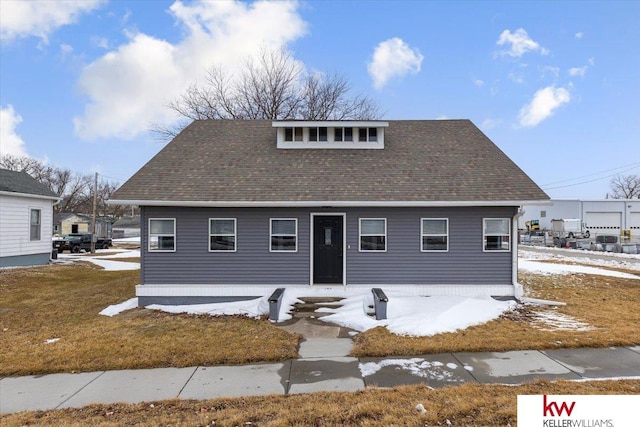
<box><xmin>519</xmin><ymin>199</ymin><xmax>640</xmax><ymax>240</ymax></box>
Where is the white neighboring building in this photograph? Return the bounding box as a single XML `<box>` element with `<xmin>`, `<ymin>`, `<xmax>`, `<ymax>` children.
<box><xmin>0</xmin><ymin>169</ymin><xmax>60</xmax><ymax>268</ymax></box>
<box><xmin>519</xmin><ymin>199</ymin><xmax>640</xmax><ymax>240</ymax></box>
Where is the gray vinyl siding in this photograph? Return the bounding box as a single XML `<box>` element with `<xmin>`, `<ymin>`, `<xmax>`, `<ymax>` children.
<box><xmin>141</xmin><ymin>206</ymin><xmax>516</xmax><ymax>286</ymax></box>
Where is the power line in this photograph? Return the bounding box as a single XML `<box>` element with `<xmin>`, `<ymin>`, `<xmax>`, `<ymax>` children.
<box><xmin>540</xmin><ymin>161</ymin><xmax>640</xmax><ymax>187</ymax></box>
<box><xmin>542</xmin><ymin>164</ymin><xmax>640</xmax><ymax>190</ymax></box>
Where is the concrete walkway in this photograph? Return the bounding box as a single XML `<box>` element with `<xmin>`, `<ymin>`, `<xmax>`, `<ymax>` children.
<box><xmin>2</xmin><ymin>335</ymin><xmax>640</xmax><ymax>414</ymax></box>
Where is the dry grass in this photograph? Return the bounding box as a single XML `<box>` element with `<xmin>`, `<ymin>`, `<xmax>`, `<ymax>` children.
<box><xmin>0</xmin><ymin>264</ymin><xmax>300</xmax><ymax>376</ymax></box>
<box><xmin>3</xmin><ymin>379</ymin><xmax>639</xmax><ymax>426</ymax></box>
<box><xmin>352</xmin><ymin>271</ymin><xmax>640</xmax><ymax>357</ymax></box>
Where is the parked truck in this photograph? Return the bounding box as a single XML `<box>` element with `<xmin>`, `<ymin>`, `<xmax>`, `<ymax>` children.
<box><xmin>551</xmin><ymin>218</ymin><xmax>590</xmax><ymax>239</ymax></box>
<box><xmin>53</xmin><ymin>233</ymin><xmax>113</xmax><ymax>253</ymax></box>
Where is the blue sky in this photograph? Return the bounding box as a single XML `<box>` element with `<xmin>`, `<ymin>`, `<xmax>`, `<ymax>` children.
<box><xmin>1</xmin><ymin>0</ymin><xmax>638</xmax><ymax>199</ymax></box>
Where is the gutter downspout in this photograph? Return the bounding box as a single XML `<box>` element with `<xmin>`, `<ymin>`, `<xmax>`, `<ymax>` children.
<box><xmin>513</xmin><ymin>207</ymin><xmax>525</xmax><ymax>300</ymax></box>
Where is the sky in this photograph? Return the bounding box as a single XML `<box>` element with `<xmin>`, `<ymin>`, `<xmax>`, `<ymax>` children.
<box><xmin>1</xmin><ymin>0</ymin><xmax>639</xmax><ymax>200</ymax></box>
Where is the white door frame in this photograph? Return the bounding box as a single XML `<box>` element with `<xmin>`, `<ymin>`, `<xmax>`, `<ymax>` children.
<box><xmin>309</xmin><ymin>212</ymin><xmax>347</xmax><ymax>286</ymax></box>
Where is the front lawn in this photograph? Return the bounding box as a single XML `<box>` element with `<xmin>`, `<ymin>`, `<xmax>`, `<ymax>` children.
<box><xmin>0</xmin><ymin>265</ymin><xmax>300</xmax><ymax>376</ymax></box>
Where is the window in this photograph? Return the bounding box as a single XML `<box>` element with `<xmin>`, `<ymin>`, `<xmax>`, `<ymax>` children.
<box><xmin>284</xmin><ymin>127</ymin><xmax>303</xmax><ymax>142</ymax></box>
<box><xmin>483</xmin><ymin>218</ymin><xmax>510</xmax><ymax>251</ymax></box>
<box><xmin>359</xmin><ymin>218</ymin><xmax>386</xmax><ymax>252</ymax></box>
<box><xmin>30</xmin><ymin>209</ymin><xmax>41</xmax><ymax>241</ymax></box>
<box><xmin>309</xmin><ymin>127</ymin><xmax>328</xmax><ymax>142</ymax></box>
<box><xmin>421</xmin><ymin>218</ymin><xmax>448</xmax><ymax>251</ymax></box>
<box><xmin>358</xmin><ymin>127</ymin><xmax>377</xmax><ymax>142</ymax></box>
<box><xmin>210</xmin><ymin>218</ymin><xmax>236</xmax><ymax>252</ymax></box>
<box><xmin>270</xmin><ymin>218</ymin><xmax>297</xmax><ymax>252</ymax></box>
<box><xmin>149</xmin><ymin>218</ymin><xmax>175</xmax><ymax>251</ymax></box>
<box><xmin>334</xmin><ymin>127</ymin><xmax>353</xmax><ymax>142</ymax></box>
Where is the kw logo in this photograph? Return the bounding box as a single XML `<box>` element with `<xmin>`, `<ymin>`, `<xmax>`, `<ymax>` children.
<box><xmin>543</xmin><ymin>395</ymin><xmax>576</xmax><ymax>417</ymax></box>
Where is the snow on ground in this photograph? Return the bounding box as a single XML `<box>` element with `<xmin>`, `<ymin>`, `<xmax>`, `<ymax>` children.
<box><xmin>57</xmin><ymin>249</ymin><xmax>140</xmax><ymax>271</ymax></box>
<box><xmin>359</xmin><ymin>358</ymin><xmax>463</xmax><ymax>379</ymax></box>
<box><xmin>147</xmin><ymin>297</ymin><xmax>270</xmax><ymax>319</ymax></box>
<box><xmin>518</xmin><ymin>259</ymin><xmax>639</xmax><ymax>279</ymax></box>
<box><xmin>520</xmin><ymin>247</ymin><xmax>640</xmax><ymax>272</ymax></box>
<box><xmin>531</xmin><ymin>309</ymin><xmax>595</xmax><ymax>332</ymax></box>
<box><xmin>100</xmin><ymin>298</ymin><xmax>139</xmax><ymax>316</ymax></box>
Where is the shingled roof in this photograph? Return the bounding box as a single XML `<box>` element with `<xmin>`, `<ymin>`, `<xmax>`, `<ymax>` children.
<box><xmin>111</xmin><ymin>119</ymin><xmax>548</xmax><ymax>205</ymax></box>
<box><xmin>0</xmin><ymin>168</ymin><xmax>59</xmax><ymax>199</ymax></box>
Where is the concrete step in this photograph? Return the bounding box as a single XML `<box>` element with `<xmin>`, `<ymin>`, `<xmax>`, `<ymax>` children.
<box><xmin>292</xmin><ymin>297</ymin><xmax>344</xmax><ymax>319</ymax></box>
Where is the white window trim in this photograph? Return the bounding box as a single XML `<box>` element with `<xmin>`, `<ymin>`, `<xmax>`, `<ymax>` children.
<box><xmin>482</xmin><ymin>217</ymin><xmax>511</xmax><ymax>252</ymax></box>
<box><xmin>420</xmin><ymin>218</ymin><xmax>449</xmax><ymax>252</ymax></box>
<box><xmin>148</xmin><ymin>218</ymin><xmax>176</xmax><ymax>252</ymax></box>
<box><xmin>270</xmin><ymin>218</ymin><xmax>298</xmax><ymax>253</ymax></box>
<box><xmin>359</xmin><ymin>218</ymin><xmax>387</xmax><ymax>253</ymax></box>
<box><xmin>209</xmin><ymin>218</ymin><xmax>237</xmax><ymax>253</ymax></box>
<box><xmin>29</xmin><ymin>208</ymin><xmax>41</xmax><ymax>241</ymax></box>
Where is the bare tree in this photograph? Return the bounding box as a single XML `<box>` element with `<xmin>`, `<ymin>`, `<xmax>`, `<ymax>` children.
<box><xmin>152</xmin><ymin>49</ymin><xmax>381</xmax><ymax>140</ymax></box>
<box><xmin>0</xmin><ymin>154</ymin><xmax>128</xmax><ymax>217</ymax></box>
<box><xmin>608</xmin><ymin>174</ymin><xmax>640</xmax><ymax>199</ymax></box>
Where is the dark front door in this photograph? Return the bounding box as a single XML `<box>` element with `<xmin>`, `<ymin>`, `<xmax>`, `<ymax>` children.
<box><xmin>313</xmin><ymin>215</ymin><xmax>344</xmax><ymax>284</ymax></box>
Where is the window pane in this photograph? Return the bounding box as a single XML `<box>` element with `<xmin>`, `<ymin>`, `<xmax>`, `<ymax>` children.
<box><xmin>271</xmin><ymin>236</ymin><xmax>296</xmax><ymax>251</ymax></box>
<box><xmin>369</xmin><ymin>128</ymin><xmax>377</xmax><ymax>141</ymax></box>
<box><xmin>423</xmin><ymin>219</ymin><xmax>446</xmax><ymax>235</ymax></box>
<box><xmin>150</xmin><ymin>219</ymin><xmax>173</xmax><ymax>234</ymax></box>
<box><xmin>361</xmin><ymin>236</ymin><xmax>385</xmax><ymax>251</ymax></box>
<box><xmin>284</xmin><ymin>127</ymin><xmax>293</xmax><ymax>141</ymax></box>
<box><xmin>334</xmin><ymin>128</ymin><xmax>343</xmax><ymax>141</ymax></box>
<box><xmin>485</xmin><ymin>219</ymin><xmax>509</xmax><ymax>234</ymax></box>
<box><xmin>344</xmin><ymin>128</ymin><xmax>353</xmax><ymax>141</ymax></box>
<box><xmin>423</xmin><ymin>236</ymin><xmax>447</xmax><ymax>251</ymax></box>
<box><xmin>210</xmin><ymin>219</ymin><xmax>235</xmax><ymax>235</ymax></box>
<box><xmin>324</xmin><ymin>228</ymin><xmax>332</xmax><ymax>245</ymax></box>
<box><xmin>319</xmin><ymin>127</ymin><xmax>328</xmax><ymax>141</ymax></box>
<box><xmin>210</xmin><ymin>236</ymin><xmax>235</xmax><ymax>251</ymax></box>
<box><xmin>361</xmin><ymin>219</ymin><xmax>385</xmax><ymax>235</ymax></box>
<box><xmin>294</xmin><ymin>127</ymin><xmax>303</xmax><ymax>141</ymax></box>
<box><xmin>150</xmin><ymin>235</ymin><xmax>175</xmax><ymax>250</ymax></box>
<box><xmin>485</xmin><ymin>235</ymin><xmax>509</xmax><ymax>250</ymax></box>
<box><xmin>30</xmin><ymin>209</ymin><xmax>40</xmax><ymax>224</ymax></box>
<box><xmin>309</xmin><ymin>128</ymin><xmax>318</xmax><ymax>141</ymax></box>
<box><xmin>358</xmin><ymin>128</ymin><xmax>367</xmax><ymax>141</ymax></box>
<box><xmin>272</xmin><ymin>219</ymin><xmax>295</xmax><ymax>235</ymax></box>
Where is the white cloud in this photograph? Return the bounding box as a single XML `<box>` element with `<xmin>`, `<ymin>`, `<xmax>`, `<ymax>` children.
<box><xmin>508</xmin><ymin>71</ymin><xmax>524</xmax><ymax>84</ymax></box>
<box><xmin>481</xmin><ymin>118</ymin><xmax>502</xmax><ymax>130</ymax></box>
<box><xmin>575</xmin><ymin>32</ymin><xmax>584</xmax><ymax>39</ymax></box>
<box><xmin>496</xmin><ymin>28</ymin><xmax>548</xmax><ymax>57</ymax></box>
<box><xmin>60</xmin><ymin>43</ymin><xmax>73</xmax><ymax>57</ymax></box>
<box><xmin>589</xmin><ymin>57</ymin><xmax>595</xmax><ymax>66</ymax></box>
<box><xmin>0</xmin><ymin>0</ymin><xmax>104</xmax><ymax>43</ymax></box>
<box><xmin>74</xmin><ymin>0</ymin><xmax>307</xmax><ymax>140</ymax></box>
<box><xmin>0</xmin><ymin>105</ymin><xmax>28</xmax><ymax>157</ymax></box>
<box><xmin>91</xmin><ymin>36</ymin><xmax>110</xmax><ymax>50</ymax></box>
<box><xmin>472</xmin><ymin>78</ymin><xmax>484</xmax><ymax>87</ymax></box>
<box><xmin>368</xmin><ymin>37</ymin><xmax>424</xmax><ymax>89</ymax></box>
<box><xmin>518</xmin><ymin>86</ymin><xmax>571</xmax><ymax>127</ymax></box>
<box><xmin>568</xmin><ymin>66</ymin><xmax>588</xmax><ymax>77</ymax></box>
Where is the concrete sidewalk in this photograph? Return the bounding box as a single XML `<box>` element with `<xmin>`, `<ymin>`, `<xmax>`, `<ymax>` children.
<box><xmin>3</xmin><ymin>344</ymin><xmax>640</xmax><ymax>414</ymax></box>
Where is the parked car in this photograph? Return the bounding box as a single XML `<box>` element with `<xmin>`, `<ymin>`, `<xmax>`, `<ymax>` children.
<box><xmin>52</xmin><ymin>233</ymin><xmax>113</xmax><ymax>253</ymax></box>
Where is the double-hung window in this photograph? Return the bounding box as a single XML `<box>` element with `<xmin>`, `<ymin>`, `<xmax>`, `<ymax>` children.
<box><xmin>30</xmin><ymin>209</ymin><xmax>41</xmax><ymax>241</ymax></box>
<box><xmin>210</xmin><ymin>218</ymin><xmax>236</xmax><ymax>252</ymax></box>
<box><xmin>483</xmin><ymin>218</ymin><xmax>510</xmax><ymax>251</ymax></box>
<box><xmin>421</xmin><ymin>218</ymin><xmax>448</xmax><ymax>251</ymax></box>
<box><xmin>149</xmin><ymin>218</ymin><xmax>175</xmax><ymax>251</ymax></box>
<box><xmin>359</xmin><ymin>218</ymin><xmax>386</xmax><ymax>252</ymax></box>
<box><xmin>270</xmin><ymin>218</ymin><xmax>297</xmax><ymax>252</ymax></box>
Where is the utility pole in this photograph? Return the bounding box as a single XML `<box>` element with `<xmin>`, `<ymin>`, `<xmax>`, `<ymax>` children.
<box><xmin>91</xmin><ymin>172</ymin><xmax>98</xmax><ymax>254</ymax></box>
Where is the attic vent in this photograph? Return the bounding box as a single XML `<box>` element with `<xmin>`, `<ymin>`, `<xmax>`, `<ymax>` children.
<box><xmin>273</xmin><ymin>120</ymin><xmax>389</xmax><ymax>149</ymax></box>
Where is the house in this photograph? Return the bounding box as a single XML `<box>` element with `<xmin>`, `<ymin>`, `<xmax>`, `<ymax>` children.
<box><xmin>53</xmin><ymin>212</ymin><xmax>113</xmax><ymax>238</ymax></box>
<box><xmin>0</xmin><ymin>168</ymin><xmax>59</xmax><ymax>268</ymax></box>
<box><xmin>112</xmin><ymin>215</ymin><xmax>141</xmax><ymax>239</ymax></box>
<box><xmin>109</xmin><ymin>119</ymin><xmax>549</xmax><ymax>306</ymax></box>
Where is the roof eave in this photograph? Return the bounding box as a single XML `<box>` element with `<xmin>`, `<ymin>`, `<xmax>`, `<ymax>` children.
<box><xmin>0</xmin><ymin>190</ymin><xmax>61</xmax><ymax>202</ymax></box>
<box><xmin>107</xmin><ymin>199</ymin><xmax>551</xmax><ymax>208</ymax></box>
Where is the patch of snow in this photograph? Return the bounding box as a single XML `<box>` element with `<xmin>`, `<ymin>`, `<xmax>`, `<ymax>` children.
<box><xmin>148</xmin><ymin>296</ymin><xmax>270</xmax><ymax>319</ymax></box>
<box><xmin>520</xmin><ymin>247</ymin><xmax>640</xmax><ymax>272</ymax></box>
<box><xmin>532</xmin><ymin>309</ymin><xmax>595</xmax><ymax>332</ymax></box>
<box><xmin>518</xmin><ymin>260</ymin><xmax>639</xmax><ymax>279</ymax></box>
<box><xmin>83</xmin><ymin>258</ymin><xmax>140</xmax><ymax>271</ymax></box>
<box><xmin>45</xmin><ymin>338</ymin><xmax>60</xmax><ymax>344</ymax></box>
<box><xmin>113</xmin><ymin>237</ymin><xmax>141</xmax><ymax>243</ymax></box>
<box><xmin>446</xmin><ymin>362</ymin><xmax>458</xmax><ymax>370</ymax></box>
<box><xmin>359</xmin><ymin>357</ymin><xmax>469</xmax><ymax>381</ymax></box>
<box><xmin>57</xmin><ymin>250</ymin><xmax>140</xmax><ymax>271</ymax></box>
<box><xmin>464</xmin><ymin>365</ymin><xmax>474</xmax><ymax>371</ymax></box>
<box><xmin>100</xmin><ymin>297</ymin><xmax>139</xmax><ymax>316</ymax></box>
<box><xmin>94</xmin><ymin>250</ymin><xmax>140</xmax><ymax>259</ymax></box>
<box><xmin>317</xmin><ymin>292</ymin><xmax>515</xmax><ymax>337</ymax></box>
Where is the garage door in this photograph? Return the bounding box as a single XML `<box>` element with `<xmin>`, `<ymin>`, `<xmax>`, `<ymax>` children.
<box><xmin>630</xmin><ymin>212</ymin><xmax>640</xmax><ymax>231</ymax></box>
<box><xmin>585</xmin><ymin>212</ymin><xmax>621</xmax><ymax>231</ymax></box>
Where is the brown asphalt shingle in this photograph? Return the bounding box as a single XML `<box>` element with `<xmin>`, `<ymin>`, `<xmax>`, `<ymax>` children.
<box><xmin>111</xmin><ymin>119</ymin><xmax>549</xmax><ymax>203</ymax></box>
